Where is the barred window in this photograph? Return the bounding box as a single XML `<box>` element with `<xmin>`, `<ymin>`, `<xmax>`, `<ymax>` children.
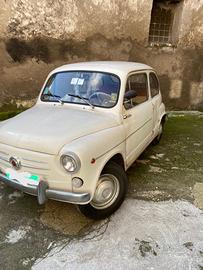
<box><xmin>149</xmin><ymin>0</ymin><xmax>182</xmax><ymax>46</ymax></box>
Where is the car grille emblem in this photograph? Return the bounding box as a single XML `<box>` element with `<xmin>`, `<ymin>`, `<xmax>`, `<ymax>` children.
<box><xmin>9</xmin><ymin>157</ymin><xmax>21</xmax><ymax>170</ymax></box>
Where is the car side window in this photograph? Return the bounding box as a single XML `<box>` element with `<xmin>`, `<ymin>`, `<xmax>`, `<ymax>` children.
<box><xmin>149</xmin><ymin>73</ymin><xmax>159</xmax><ymax>98</ymax></box>
<box><xmin>124</xmin><ymin>73</ymin><xmax>148</xmax><ymax>110</ymax></box>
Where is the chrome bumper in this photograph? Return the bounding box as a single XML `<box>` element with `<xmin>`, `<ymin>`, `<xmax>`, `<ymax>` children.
<box><xmin>0</xmin><ymin>173</ymin><xmax>90</xmax><ymax>205</ymax></box>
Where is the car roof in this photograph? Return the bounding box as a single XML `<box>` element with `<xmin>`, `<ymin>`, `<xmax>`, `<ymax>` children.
<box><xmin>53</xmin><ymin>61</ymin><xmax>153</xmax><ymax>75</ymax></box>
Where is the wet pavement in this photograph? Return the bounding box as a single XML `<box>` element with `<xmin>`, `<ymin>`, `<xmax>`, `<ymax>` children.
<box><xmin>0</xmin><ymin>112</ymin><xmax>203</xmax><ymax>270</ymax></box>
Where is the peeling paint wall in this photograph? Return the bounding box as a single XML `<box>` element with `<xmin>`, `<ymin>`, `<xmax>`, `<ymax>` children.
<box><xmin>0</xmin><ymin>0</ymin><xmax>202</xmax><ymax>110</ymax></box>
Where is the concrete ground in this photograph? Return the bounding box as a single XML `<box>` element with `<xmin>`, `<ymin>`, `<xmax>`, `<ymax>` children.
<box><xmin>0</xmin><ymin>112</ymin><xmax>203</xmax><ymax>270</ymax></box>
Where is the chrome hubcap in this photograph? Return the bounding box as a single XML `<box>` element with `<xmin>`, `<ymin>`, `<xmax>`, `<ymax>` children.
<box><xmin>91</xmin><ymin>174</ymin><xmax>120</xmax><ymax>209</ymax></box>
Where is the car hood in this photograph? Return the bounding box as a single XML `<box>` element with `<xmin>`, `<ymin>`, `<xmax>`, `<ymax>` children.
<box><xmin>0</xmin><ymin>105</ymin><xmax>119</xmax><ymax>155</ymax></box>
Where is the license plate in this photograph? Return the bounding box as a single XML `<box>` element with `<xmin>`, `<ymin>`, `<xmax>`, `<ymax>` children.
<box><xmin>4</xmin><ymin>168</ymin><xmax>40</xmax><ymax>186</ymax></box>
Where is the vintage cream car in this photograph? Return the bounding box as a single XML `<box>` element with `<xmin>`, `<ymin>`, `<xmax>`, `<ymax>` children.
<box><xmin>0</xmin><ymin>61</ymin><xmax>166</xmax><ymax>219</ymax></box>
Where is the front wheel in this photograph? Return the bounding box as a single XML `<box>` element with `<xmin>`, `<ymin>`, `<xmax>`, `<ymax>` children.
<box><xmin>78</xmin><ymin>161</ymin><xmax>128</xmax><ymax>220</ymax></box>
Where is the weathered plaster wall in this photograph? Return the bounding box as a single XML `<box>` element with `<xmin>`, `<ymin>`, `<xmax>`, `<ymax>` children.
<box><xmin>0</xmin><ymin>0</ymin><xmax>202</xmax><ymax>110</ymax></box>
<box><xmin>5</xmin><ymin>0</ymin><xmax>152</xmax><ymax>42</ymax></box>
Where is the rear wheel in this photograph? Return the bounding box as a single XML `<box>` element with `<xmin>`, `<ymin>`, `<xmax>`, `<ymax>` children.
<box><xmin>78</xmin><ymin>161</ymin><xmax>128</xmax><ymax>220</ymax></box>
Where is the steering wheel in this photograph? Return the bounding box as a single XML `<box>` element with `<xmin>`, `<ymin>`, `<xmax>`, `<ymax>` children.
<box><xmin>89</xmin><ymin>92</ymin><xmax>112</xmax><ymax>106</ymax></box>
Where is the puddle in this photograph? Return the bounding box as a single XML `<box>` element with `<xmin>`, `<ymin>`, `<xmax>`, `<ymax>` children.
<box><xmin>5</xmin><ymin>226</ymin><xmax>30</xmax><ymax>244</ymax></box>
<box><xmin>149</xmin><ymin>166</ymin><xmax>164</xmax><ymax>173</ymax></box>
<box><xmin>7</xmin><ymin>191</ymin><xmax>24</xmax><ymax>205</ymax></box>
<box><xmin>149</xmin><ymin>155</ymin><xmax>159</xmax><ymax>160</ymax></box>
<box><xmin>40</xmin><ymin>201</ymin><xmax>93</xmax><ymax>235</ymax></box>
<box><xmin>136</xmin><ymin>239</ymin><xmax>159</xmax><ymax>257</ymax></box>
<box><xmin>156</xmin><ymin>153</ymin><xmax>165</xmax><ymax>158</ymax></box>
<box><xmin>193</xmin><ymin>143</ymin><xmax>201</xmax><ymax>146</ymax></box>
<box><xmin>135</xmin><ymin>190</ymin><xmax>171</xmax><ymax>201</ymax></box>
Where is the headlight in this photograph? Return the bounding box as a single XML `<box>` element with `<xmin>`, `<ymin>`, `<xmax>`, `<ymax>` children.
<box><xmin>60</xmin><ymin>153</ymin><xmax>81</xmax><ymax>173</ymax></box>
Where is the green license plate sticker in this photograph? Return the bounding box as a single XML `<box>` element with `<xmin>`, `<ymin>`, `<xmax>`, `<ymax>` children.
<box><xmin>5</xmin><ymin>172</ymin><xmax>39</xmax><ymax>183</ymax></box>
<box><xmin>28</xmin><ymin>175</ymin><xmax>39</xmax><ymax>182</ymax></box>
<box><xmin>6</xmin><ymin>173</ymin><xmax>11</xmax><ymax>179</ymax></box>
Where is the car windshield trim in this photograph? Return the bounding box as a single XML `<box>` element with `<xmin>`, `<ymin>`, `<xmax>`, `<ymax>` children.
<box><xmin>40</xmin><ymin>70</ymin><xmax>121</xmax><ymax>109</ymax></box>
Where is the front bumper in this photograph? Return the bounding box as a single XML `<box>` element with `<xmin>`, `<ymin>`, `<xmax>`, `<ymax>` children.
<box><xmin>0</xmin><ymin>173</ymin><xmax>90</xmax><ymax>205</ymax></box>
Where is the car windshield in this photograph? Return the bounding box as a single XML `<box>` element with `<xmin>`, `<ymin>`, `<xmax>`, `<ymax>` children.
<box><xmin>41</xmin><ymin>71</ymin><xmax>120</xmax><ymax>108</ymax></box>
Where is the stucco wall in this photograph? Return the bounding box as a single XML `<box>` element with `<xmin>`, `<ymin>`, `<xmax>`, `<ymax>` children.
<box><xmin>0</xmin><ymin>0</ymin><xmax>202</xmax><ymax>110</ymax></box>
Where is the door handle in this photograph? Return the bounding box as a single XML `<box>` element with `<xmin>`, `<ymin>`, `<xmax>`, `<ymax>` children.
<box><xmin>123</xmin><ymin>114</ymin><xmax>132</xmax><ymax>119</ymax></box>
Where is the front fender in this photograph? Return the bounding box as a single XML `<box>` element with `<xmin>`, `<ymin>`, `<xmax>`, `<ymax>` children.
<box><xmin>59</xmin><ymin>125</ymin><xmax>126</xmax><ymax>201</ymax></box>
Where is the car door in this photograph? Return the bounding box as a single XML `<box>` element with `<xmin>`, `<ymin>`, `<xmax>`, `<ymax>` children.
<box><xmin>123</xmin><ymin>71</ymin><xmax>153</xmax><ymax>167</ymax></box>
<box><xmin>149</xmin><ymin>72</ymin><xmax>161</xmax><ymax>131</ymax></box>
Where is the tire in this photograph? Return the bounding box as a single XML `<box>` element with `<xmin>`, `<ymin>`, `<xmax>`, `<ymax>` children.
<box><xmin>78</xmin><ymin>161</ymin><xmax>128</xmax><ymax>220</ymax></box>
<box><xmin>153</xmin><ymin>121</ymin><xmax>163</xmax><ymax>145</ymax></box>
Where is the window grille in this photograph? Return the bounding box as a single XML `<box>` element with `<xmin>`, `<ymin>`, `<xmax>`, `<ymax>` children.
<box><xmin>149</xmin><ymin>4</ymin><xmax>173</xmax><ymax>44</ymax></box>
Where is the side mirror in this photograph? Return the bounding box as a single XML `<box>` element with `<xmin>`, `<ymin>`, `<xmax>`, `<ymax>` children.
<box><xmin>124</xmin><ymin>90</ymin><xmax>137</xmax><ymax>100</ymax></box>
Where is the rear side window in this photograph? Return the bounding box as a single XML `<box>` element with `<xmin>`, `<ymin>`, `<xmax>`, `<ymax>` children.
<box><xmin>124</xmin><ymin>73</ymin><xmax>148</xmax><ymax>109</ymax></box>
<box><xmin>149</xmin><ymin>73</ymin><xmax>159</xmax><ymax>97</ymax></box>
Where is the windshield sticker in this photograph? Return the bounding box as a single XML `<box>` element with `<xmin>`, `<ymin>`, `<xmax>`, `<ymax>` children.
<box><xmin>71</xmin><ymin>78</ymin><xmax>84</xmax><ymax>85</ymax></box>
<box><xmin>78</xmin><ymin>78</ymin><xmax>84</xmax><ymax>85</ymax></box>
<box><xmin>71</xmin><ymin>78</ymin><xmax>79</xmax><ymax>85</ymax></box>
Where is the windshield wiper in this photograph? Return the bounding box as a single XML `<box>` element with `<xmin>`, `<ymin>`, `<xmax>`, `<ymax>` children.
<box><xmin>42</xmin><ymin>93</ymin><xmax>64</xmax><ymax>105</ymax></box>
<box><xmin>68</xmin><ymin>94</ymin><xmax>94</xmax><ymax>109</ymax></box>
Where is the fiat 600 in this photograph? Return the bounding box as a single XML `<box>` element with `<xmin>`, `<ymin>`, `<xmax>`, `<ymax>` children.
<box><xmin>0</xmin><ymin>61</ymin><xmax>166</xmax><ymax>219</ymax></box>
